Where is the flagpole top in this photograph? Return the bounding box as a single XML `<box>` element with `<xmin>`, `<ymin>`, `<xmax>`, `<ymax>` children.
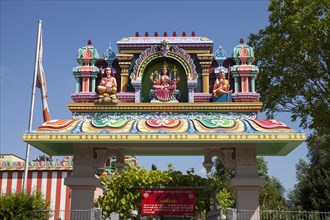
<box><xmin>38</xmin><ymin>19</ymin><xmax>42</xmax><ymax>23</ymax></box>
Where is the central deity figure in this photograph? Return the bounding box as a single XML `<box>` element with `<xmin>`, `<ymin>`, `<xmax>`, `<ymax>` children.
<box><xmin>149</xmin><ymin>62</ymin><xmax>180</xmax><ymax>102</ymax></box>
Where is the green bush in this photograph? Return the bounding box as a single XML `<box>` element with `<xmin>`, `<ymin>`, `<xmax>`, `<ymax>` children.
<box><xmin>0</xmin><ymin>191</ymin><xmax>50</xmax><ymax>220</ymax></box>
<box><xmin>96</xmin><ymin>163</ymin><xmax>213</xmax><ymax>219</ymax></box>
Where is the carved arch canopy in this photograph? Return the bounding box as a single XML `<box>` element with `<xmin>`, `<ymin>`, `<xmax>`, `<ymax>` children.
<box><xmin>130</xmin><ymin>43</ymin><xmax>198</xmax><ymax>81</ymax></box>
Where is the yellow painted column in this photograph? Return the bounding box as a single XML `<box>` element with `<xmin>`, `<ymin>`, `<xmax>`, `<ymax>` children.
<box><xmin>201</xmin><ymin>67</ymin><xmax>210</xmax><ymax>93</ymax></box>
<box><xmin>117</xmin><ymin>54</ymin><xmax>134</xmax><ymax>92</ymax></box>
<box><xmin>197</xmin><ymin>54</ymin><xmax>214</xmax><ymax>93</ymax></box>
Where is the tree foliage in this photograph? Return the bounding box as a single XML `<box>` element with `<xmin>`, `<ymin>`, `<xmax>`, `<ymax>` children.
<box><xmin>248</xmin><ymin>0</ymin><xmax>330</xmax><ymax>210</ymax></box>
<box><xmin>212</xmin><ymin>159</ymin><xmax>235</xmax><ymax>211</ymax></box>
<box><xmin>248</xmin><ymin>0</ymin><xmax>330</xmax><ymax>148</ymax></box>
<box><xmin>95</xmin><ymin>163</ymin><xmax>213</xmax><ymax>219</ymax></box>
<box><xmin>257</xmin><ymin>158</ymin><xmax>287</xmax><ymax>210</ymax></box>
<box><xmin>97</xmin><ymin>157</ymin><xmax>290</xmax><ymax>218</ymax></box>
<box><xmin>0</xmin><ymin>191</ymin><xmax>50</xmax><ymax>220</ymax></box>
<box><xmin>288</xmin><ymin>135</ymin><xmax>330</xmax><ymax>211</ymax></box>
<box><xmin>213</xmin><ymin>157</ymin><xmax>288</xmax><ymax>211</ymax></box>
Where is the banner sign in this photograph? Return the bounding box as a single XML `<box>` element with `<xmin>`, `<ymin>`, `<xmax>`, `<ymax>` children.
<box><xmin>141</xmin><ymin>189</ymin><xmax>196</xmax><ymax>216</ymax></box>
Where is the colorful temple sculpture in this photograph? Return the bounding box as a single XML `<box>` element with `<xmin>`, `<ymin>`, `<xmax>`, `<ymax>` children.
<box><xmin>231</xmin><ymin>39</ymin><xmax>260</xmax><ymax>102</ymax></box>
<box><xmin>22</xmin><ymin>32</ymin><xmax>305</xmax><ymax>219</ymax></box>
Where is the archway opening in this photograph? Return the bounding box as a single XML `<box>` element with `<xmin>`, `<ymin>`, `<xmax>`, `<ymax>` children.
<box><xmin>141</xmin><ymin>57</ymin><xmax>188</xmax><ymax>102</ymax></box>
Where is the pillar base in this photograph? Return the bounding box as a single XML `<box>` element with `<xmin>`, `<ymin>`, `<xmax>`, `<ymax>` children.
<box><xmin>65</xmin><ymin>176</ymin><xmax>101</xmax><ymax>210</ymax></box>
<box><xmin>230</xmin><ymin>177</ymin><xmax>265</xmax><ymax>219</ymax></box>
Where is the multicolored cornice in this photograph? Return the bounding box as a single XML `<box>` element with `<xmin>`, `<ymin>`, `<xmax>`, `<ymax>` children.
<box><xmin>23</xmin><ymin>118</ymin><xmax>305</xmax><ymax>156</ymax></box>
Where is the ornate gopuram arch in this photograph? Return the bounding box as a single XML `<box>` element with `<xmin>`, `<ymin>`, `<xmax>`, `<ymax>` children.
<box><xmin>22</xmin><ymin>35</ymin><xmax>305</xmax><ymax>220</ymax></box>
<box><xmin>130</xmin><ymin>42</ymin><xmax>198</xmax><ymax>103</ymax></box>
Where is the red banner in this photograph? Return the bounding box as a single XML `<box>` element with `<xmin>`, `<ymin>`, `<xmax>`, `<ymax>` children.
<box><xmin>141</xmin><ymin>189</ymin><xmax>196</xmax><ymax>216</ymax></box>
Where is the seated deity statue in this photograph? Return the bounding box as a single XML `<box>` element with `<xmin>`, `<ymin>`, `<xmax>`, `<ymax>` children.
<box><xmin>149</xmin><ymin>63</ymin><xmax>180</xmax><ymax>102</ymax></box>
<box><xmin>213</xmin><ymin>69</ymin><xmax>232</xmax><ymax>100</ymax></box>
<box><xmin>95</xmin><ymin>67</ymin><xmax>120</xmax><ymax>103</ymax></box>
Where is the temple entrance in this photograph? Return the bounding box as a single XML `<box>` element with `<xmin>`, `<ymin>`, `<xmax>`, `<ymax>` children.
<box><xmin>22</xmin><ymin>34</ymin><xmax>306</xmax><ymax>220</ymax></box>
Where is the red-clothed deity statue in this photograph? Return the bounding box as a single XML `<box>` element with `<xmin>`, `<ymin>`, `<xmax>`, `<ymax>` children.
<box><xmin>150</xmin><ymin>63</ymin><xmax>180</xmax><ymax>102</ymax></box>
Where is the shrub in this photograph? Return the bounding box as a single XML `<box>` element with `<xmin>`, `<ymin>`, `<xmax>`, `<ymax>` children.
<box><xmin>0</xmin><ymin>191</ymin><xmax>50</xmax><ymax>220</ymax></box>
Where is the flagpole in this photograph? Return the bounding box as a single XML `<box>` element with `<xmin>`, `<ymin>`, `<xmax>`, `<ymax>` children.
<box><xmin>23</xmin><ymin>20</ymin><xmax>43</xmax><ymax>191</ymax></box>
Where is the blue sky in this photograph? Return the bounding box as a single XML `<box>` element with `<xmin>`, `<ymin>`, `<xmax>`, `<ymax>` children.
<box><xmin>0</xmin><ymin>1</ymin><xmax>308</xmax><ymax>193</ymax></box>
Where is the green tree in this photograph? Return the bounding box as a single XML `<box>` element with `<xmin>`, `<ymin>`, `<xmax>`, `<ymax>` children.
<box><xmin>248</xmin><ymin>0</ymin><xmax>330</xmax><ymax>149</ymax></box>
<box><xmin>248</xmin><ymin>0</ymin><xmax>330</xmax><ymax>211</ymax></box>
<box><xmin>211</xmin><ymin>159</ymin><xmax>235</xmax><ymax>211</ymax></box>
<box><xmin>95</xmin><ymin>163</ymin><xmax>213</xmax><ymax>219</ymax></box>
<box><xmin>257</xmin><ymin>158</ymin><xmax>287</xmax><ymax>210</ymax></box>
<box><xmin>288</xmin><ymin>135</ymin><xmax>330</xmax><ymax>211</ymax></box>
<box><xmin>212</xmin><ymin>157</ymin><xmax>288</xmax><ymax>211</ymax></box>
<box><xmin>0</xmin><ymin>191</ymin><xmax>50</xmax><ymax>220</ymax></box>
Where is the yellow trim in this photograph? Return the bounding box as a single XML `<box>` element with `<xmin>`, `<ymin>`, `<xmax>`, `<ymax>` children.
<box><xmin>66</xmin><ymin>102</ymin><xmax>263</xmax><ymax>113</ymax></box>
<box><xmin>23</xmin><ymin>133</ymin><xmax>306</xmax><ymax>142</ymax></box>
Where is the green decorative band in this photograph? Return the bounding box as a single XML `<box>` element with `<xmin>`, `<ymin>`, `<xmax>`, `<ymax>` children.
<box><xmin>197</xmin><ymin>119</ymin><xmax>235</xmax><ymax>128</ymax></box>
<box><xmin>91</xmin><ymin>119</ymin><xmax>130</xmax><ymax>128</ymax></box>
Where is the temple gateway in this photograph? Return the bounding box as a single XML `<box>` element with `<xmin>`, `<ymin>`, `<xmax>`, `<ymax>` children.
<box><xmin>22</xmin><ymin>32</ymin><xmax>305</xmax><ymax>219</ymax></box>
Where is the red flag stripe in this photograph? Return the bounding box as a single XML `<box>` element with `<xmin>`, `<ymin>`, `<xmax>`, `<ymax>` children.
<box><xmin>43</xmin><ymin>107</ymin><xmax>51</xmax><ymax>122</ymax></box>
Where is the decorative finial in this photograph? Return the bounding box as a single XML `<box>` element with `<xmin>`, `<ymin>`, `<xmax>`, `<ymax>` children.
<box><xmin>173</xmin><ymin>31</ymin><xmax>177</xmax><ymax>37</ymax></box>
<box><xmin>162</xmin><ymin>61</ymin><xmax>169</xmax><ymax>69</ymax></box>
<box><xmin>164</xmin><ymin>31</ymin><xmax>168</xmax><ymax>37</ymax></box>
<box><xmin>214</xmin><ymin>45</ymin><xmax>227</xmax><ymax>70</ymax></box>
<box><xmin>103</xmin><ymin>42</ymin><xmax>116</xmax><ymax>67</ymax></box>
<box><xmin>87</xmin><ymin>39</ymin><xmax>92</xmax><ymax>45</ymax></box>
<box><xmin>135</xmin><ymin>32</ymin><xmax>139</xmax><ymax>37</ymax></box>
<box><xmin>191</xmin><ymin>31</ymin><xmax>196</xmax><ymax>37</ymax></box>
<box><xmin>240</xmin><ymin>38</ymin><xmax>244</xmax><ymax>44</ymax></box>
<box><xmin>154</xmin><ymin>32</ymin><xmax>158</xmax><ymax>37</ymax></box>
<box><xmin>160</xmin><ymin>40</ymin><xmax>170</xmax><ymax>56</ymax></box>
<box><xmin>145</xmin><ymin>32</ymin><xmax>149</xmax><ymax>37</ymax></box>
<box><xmin>182</xmin><ymin>31</ymin><xmax>186</xmax><ymax>37</ymax></box>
